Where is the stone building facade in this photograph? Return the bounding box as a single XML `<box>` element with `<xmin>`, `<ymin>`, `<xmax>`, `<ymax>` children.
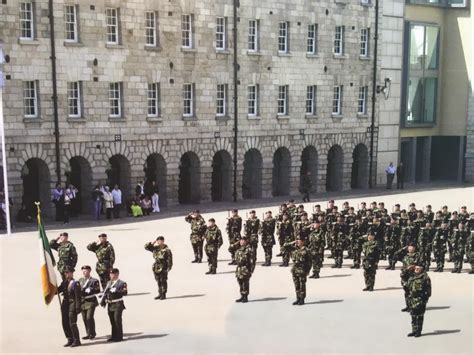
<box><xmin>0</xmin><ymin>0</ymin><xmax>403</xmax><ymax>216</ymax></box>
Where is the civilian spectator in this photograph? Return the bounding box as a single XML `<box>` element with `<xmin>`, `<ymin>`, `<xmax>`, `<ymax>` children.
<box><xmin>141</xmin><ymin>196</ymin><xmax>153</xmax><ymax>216</ymax></box>
<box><xmin>385</xmin><ymin>162</ymin><xmax>396</xmax><ymax>189</ymax></box>
<box><xmin>91</xmin><ymin>186</ymin><xmax>103</xmax><ymax>220</ymax></box>
<box><xmin>112</xmin><ymin>185</ymin><xmax>122</xmax><ymax>218</ymax></box>
<box><xmin>103</xmin><ymin>187</ymin><xmax>114</xmax><ymax>220</ymax></box>
<box><xmin>131</xmin><ymin>201</ymin><xmax>143</xmax><ymax>217</ymax></box>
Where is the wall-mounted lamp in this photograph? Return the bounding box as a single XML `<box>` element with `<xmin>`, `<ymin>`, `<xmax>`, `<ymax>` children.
<box><xmin>377</xmin><ymin>78</ymin><xmax>392</xmax><ymax>100</ymax></box>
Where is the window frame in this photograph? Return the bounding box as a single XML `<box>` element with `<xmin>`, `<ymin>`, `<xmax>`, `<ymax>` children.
<box><xmin>147</xmin><ymin>82</ymin><xmax>160</xmax><ymax>118</ymax></box>
<box><xmin>23</xmin><ymin>80</ymin><xmax>38</xmax><ymax>118</ymax></box>
<box><xmin>357</xmin><ymin>86</ymin><xmax>368</xmax><ymax>115</ymax></box>
<box><xmin>108</xmin><ymin>82</ymin><xmax>122</xmax><ymax>118</ymax></box>
<box><xmin>277</xmin><ymin>85</ymin><xmax>289</xmax><ymax>116</ymax></box>
<box><xmin>181</xmin><ymin>14</ymin><xmax>193</xmax><ymax>49</ymax></box>
<box><xmin>334</xmin><ymin>26</ymin><xmax>345</xmax><ymax>55</ymax></box>
<box><xmin>67</xmin><ymin>81</ymin><xmax>82</xmax><ymax>118</ymax></box>
<box><xmin>306</xmin><ymin>85</ymin><xmax>317</xmax><ymax>115</ymax></box>
<box><xmin>332</xmin><ymin>85</ymin><xmax>343</xmax><ymax>115</ymax></box>
<box><xmin>145</xmin><ymin>11</ymin><xmax>158</xmax><ymax>47</ymax></box>
<box><xmin>278</xmin><ymin>21</ymin><xmax>289</xmax><ymax>53</ymax></box>
<box><xmin>248</xmin><ymin>19</ymin><xmax>259</xmax><ymax>52</ymax></box>
<box><xmin>216</xmin><ymin>84</ymin><xmax>227</xmax><ymax>117</ymax></box>
<box><xmin>307</xmin><ymin>24</ymin><xmax>318</xmax><ymax>55</ymax></box>
<box><xmin>248</xmin><ymin>84</ymin><xmax>259</xmax><ymax>116</ymax></box>
<box><xmin>19</xmin><ymin>2</ymin><xmax>34</xmax><ymax>40</ymax></box>
<box><xmin>183</xmin><ymin>83</ymin><xmax>194</xmax><ymax>117</ymax></box>
<box><xmin>216</xmin><ymin>17</ymin><xmax>227</xmax><ymax>50</ymax></box>
<box><xmin>106</xmin><ymin>8</ymin><xmax>120</xmax><ymax>45</ymax></box>
<box><xmin>360</xmin><ymin>28</ymin><xmax>369</xmax><ymax>57</ymax></box>
<box><xmin>64</xmin><ymin>5</ymin><xmax>78</xmax><ymax>43</ymax></box>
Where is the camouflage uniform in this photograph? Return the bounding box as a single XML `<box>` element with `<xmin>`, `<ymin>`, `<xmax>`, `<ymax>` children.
<box><xmin>260</xmin><ymin>217</ymin><xmax>276</xmax><ymax>266</ymax></box>
<box><xmin>447</xmin><ymin>218</ymin><xmax>459</xmax><ymax>261</ymax></box>
<box><xmin>58</xmin><ymin>277</ymin><xmax>82</xmax><ymax>346</ymax></box>
<box><xmin>227</xmin><ymin>216</ymin><xmax>242</xmax><ymax>263</ymax></box>
<box><xmin>432</xmin><ymin>226</ymin><xmax>449</xmax><ymax>271</ymax></box>
<box><xmin>231</xmin><ymin>243</ymin><xmax>255</xmax><ymax>301</ymax></box>
<box><xmin>283</xmin><ymin>242</ymin><xmax>312</xmax><ymax>304</ymax></box>
<box><xmin>49</xmin><ymin>240</ymin><xmax>78</xmax><ymax>280</ymax></box>
<box><xmin>144</xmin><ymin>242</ymin><xmax>173</xmax><ymax>298</ymax></box>
<box><xmin>78</xmin><ymin>276</ymin><xmax>100</xmax><ymax>339</ymax></box>
<box><xmin>384</xmin><ymin>224</ymin><xmax>402</xmax><ymax>269</ymax></box>
<box><xmin>204</xmin><ymin>225</ymin><xmax>223</xmax><ymax>274</ymax></box>
<box><xmin>451</xmin><ymin>228</ymin><xmax>469</xmax><ymax>272</ymax></box>
<box><xmin>308</xmin><ymin>227</ymin><xmax>325</xmax><ymax>277</ymax></box>
<box><xmin>362</xmin><ymin>239</ymin><xmax>380</xmax><ymax>290</ymax></box>
<box><xmin>87</xmin><ymin>241</ymin><xmax>115</xmax><ymax>289</ymax></box>
<box><xmin>349</xmin><ymin>223</ymin><xmax>365</xmax><ymax>269</ymax></box>
<box><xmin>185</xmin><ymin>214</ymin><xmax>206</xmax><ymax>262</ymax></box>
<box><xmin>417</xmin><ymin>227</ymin><xmax>435</xmax><ymax>271</ymax></box>
<box><xmin>407</xmin><ymin>271</ymin><xmax>431</xmax><ymax>336</ymax></box>
<box><xmin>394</xmin><ymin>248</ymin><xmax>420</xmax><ymax>310</ymax></box>
<box><xmin>279</xmin><ymin>220</ymin><xmax>295</xmax><ymax>266</ymax></box>
<box><xmin>468</xmin><ymin>231</ymin><xmax>474</xmax><ymax>274</ymax></box>
<box><xmin>244</xmin><ymin>217</ymin><xmax>260</xmax><ymax>262</ymax></box>
<box><xmin>330</xmin><ymin>223</ymin><xmax>346</xmax><ymax>268</ymax></box>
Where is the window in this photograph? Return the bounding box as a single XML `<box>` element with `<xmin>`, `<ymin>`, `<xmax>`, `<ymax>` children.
<box><xmin>106</xmin><ymin>8</ymin><xmax>119</xmax><ymax>44</ymax></box>
<box><xmin>183</xmin><ymin>83</ymin><xmax>194</xmax><ymax>117</ymax></box>
<box><xmin>277</xmin><ymin>85</ymin><xmax>288</xmax><ymax>116</ymax></box>
<box><xmin>20</xmin><ymin>2</ymin><xmax>34</xmax><ymax>40</ymax></box>
<box><xmin>307</xmin><ymin>24</ymin><xmax>318</xmax><ymax>54</ymax></box>
<box><xmin>248</xmin><ymin>85</ymin><xmax>258</xmax><ymax>116</ymax></box>
<box><xmin>278</xmin><ymin>22</ymin><xmax>289</xmax><ymax>53</ymax></box>
<box><xmin>23</xmin><ymin>81</ymin><xmax>38</xmax><ymax>118</ymax></box>
<box><xmin>145</xmin><ymin>11</ymin><xmax>158</xmax><ymax>47</ymax></box>
<box><xmin>216</xmin><ymin>17</ymin><xmax>227</xmax><ymax>50</ymax></box>
<box><xmin>67</xmin><ymin>82</ymin><xmax>81</xmax><ymax>118</ymax></box>
<box><xmin>332</xmin><ymin>86</ymin><xmax>343</xmax><ymax>115</ymax></box>
<box><xmin>405</xmin><ymin>23</ymin><xmax>440</xmax><ymax>124</ymax></box>
<box><xmin>64</xmin><ymin>5</ymin><xmax>78</xmax><ymax>42</ymax></box>
<box><xmin>358</xmin><ymin>86</ymin><xmax>368</xmax><ymax>114</ymax></box>
<box><xmin>360</xmin><ymin>28</ymin><xmax>369</xmax><ymax>57</ymax></box>
<box><xmin>334</xmin><ymin>26</ymin><xmax>345</xmax><ymax>55</ymax></box>
<box><xmin>360</xmin><ymin>0</ymin><xmax>371</xmax><ymax>5</ymax></box>
<box><xmin>216</xmin><ymin>84</ymin><xmax>227</xmax><ymax>116</ymax></box>
<box><xmin>147</xmin><ymin>83</ymin><xmax>160</xmax><ymax>117</ymax></box>
<box><xmin>182</xmin><ymin>14</ymin><xmax>193</xmax><ymax>48</ymax></box>
<box><xmin>306</xmin><ymin>86</ymin><xmax>317</xmax><ymax>115</ymax></box>
<box><xmin>109</xmin><ymin>82</ymin><xmax>122</xmax><ymax>118</ymax></box>
<box><xmin>248</xmin><ymin>20</ymin><xmax>259</xmax><ymax>51</ymax></box>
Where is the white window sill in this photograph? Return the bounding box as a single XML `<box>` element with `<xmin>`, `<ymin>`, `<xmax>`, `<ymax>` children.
<box><xmin>23</xmin><ymin>117</ymin><xmax>40</xmax><ymax>122</ymax></box>
<box><xmin>145</xmin><ymin>46</ymin><xmax>162</xmax><ymax>52</ymax></box>
<box><xmin>181</xmin><ymin>47</ymin><xmax>196</xmax><ymax>53</ymax></box>
<box><xmin>335</xmin><ymin>0</ymin><xmax>348</xmax><ymax>4</ymax></box>
<box><xmin>306</xmin><ymin>53</ymin><xmax>319</xmax><ymax>58</ymax></box>
<box><xmin>64</xmin><ymin>41</ymin><xmax>83</xmax><ymax>47</ymax></box>
<box><xmin>357</xmin><ymin>113</ymin><xmax>369</xmax><ymax>119</ymax></box>
<box><xmin>277</xmin><ymin>52</ymin><xmax>292</xmax><ymax>57</ymax></box>
<box><xmin>216</xmin><ymin>49</ymin><xmax>230</xmax><ymax>55</ymax></box>
<box><xmin>359</xmin><ymin>55</ymin><xmax>372</xmax><ymax>61</ymax></box>
<box><xmin>247</xmin><ymin>115</ymin><xmax>261</xmax><ymax>120</ymax></box>
<box><xmin>106</xmin><ymin>43</ymin><xmax>124</xmax><ymax>49</ymax></box>
<box><xmin>277</xmin><ymin>115</ymin><xmax>291</xmax><ymax>119</ymax></box>
<box><xmin>305</xmin><ymin>114</ymin><xmax>318</xmax><ymax>120</ymax></box>
<box><xmin>18</xmin><ymin>38</ymin><xmax>39</xmax><ymax>45</ymax></box>
<box><xmin>333</xmin><ymin>54</ymin><xmax>347</xmax><ymax>59</ymax></box>
<box><xmin>247</xmin><ymin>51</ymin><xmax>261</xmax><ymax>56</ymax></box>
<box><xmin>331</xmin><ymin>114</ymin><xmax>343</xmax><ymax>119</ymax></box>
<box><xmin>361</xmin><ymin>2</ymin><xmax>373</xmax><ymax>7</ymax></box>
<box><xmin>147</xmin><ymin>116</ymin><xmax>163</xmax><ymax>122</ymax></box>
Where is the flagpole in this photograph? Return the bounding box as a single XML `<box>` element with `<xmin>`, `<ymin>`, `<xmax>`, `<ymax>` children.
<box><xmin>0</xmin><ymin>81</ymin><xmax>11</xmax><ymax>236</ymax></box>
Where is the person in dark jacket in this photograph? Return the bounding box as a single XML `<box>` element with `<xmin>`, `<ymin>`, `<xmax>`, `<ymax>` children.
<box><xmin>59</xmin><ymin>266</ymin><xmax>82</xmax><ymax>347</ymax></box>
<box><xmin>397</xmin><ymin>162</ymin><xmax>404</xmax><ymax>189</ymax></box>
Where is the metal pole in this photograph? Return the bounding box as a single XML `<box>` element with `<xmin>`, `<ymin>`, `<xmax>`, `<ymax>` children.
<box><xmin>0</xmin><ymin>85</ymin><xmax>11</xmax><ymax>236</ymax></box>
<box><xmin>49</xmin><ymin>0</ymin><xmax>61</xmax><ymax>184</ymax></box>
<box><xmin>369</xmin><ymin>0</ymin><xmax>379</xmax><ymax>189</ymax></box>
<box><xmin>232</xmin><ymin>0</ymin><xmax>238</xmax><ymax>202</ymax></box>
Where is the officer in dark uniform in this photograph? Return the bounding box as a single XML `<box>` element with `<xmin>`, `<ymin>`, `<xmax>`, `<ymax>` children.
<box><xmin>58</xmin><ymin>266</ymin><xmax>82</xmax><ymax>347</ymax></box>
<box><xmin>78</xmin><ymin>265</ymin><xmax>100</xmax><ymax>340</ymax></box>
<box><xmin>101</xmin><ymin>268</ymin><xmax>128</xmax><ymax>342</ymax></box>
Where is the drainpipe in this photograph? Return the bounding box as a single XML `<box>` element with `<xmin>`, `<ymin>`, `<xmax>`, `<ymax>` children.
<box><xmin>49</xmin><ymin>0</ymin><xmax>61</xmax><ymax>184</ymax></box>
<box><xmin>232</xmin><ymin>0</ymin><xmax>238</xmax><ymax>202</ymax></box>
<box><xmin>369</xmin><ymin>0</ymin><xmax>379</xmax><ymax>188</ymax></box>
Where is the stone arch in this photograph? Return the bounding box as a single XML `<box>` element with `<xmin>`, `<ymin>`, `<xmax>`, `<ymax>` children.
<box><xmin>272</xmin><ymin>147</ymin><xmax>291</xmax><ymax>197</ymax></box>
<box><xmin>107</xmin><ymin>154</ymin><xmax>132</xmax><ymax>202</ymax></box>
<box><xmin>21</xmin><ymin>158</ymin><xmax>51</xmax><ymax>218</ymax></box>
<box><xmin>179</xmin><ymin>152</ymin><xmax>200</xmax><ymax>204</ymax></box>
<box><xmin>144</xmin><ymin>153</ymin><xmax>167</xmax><ymax>206</ymax></box>
<box><xmin>326</xmin><ymin>145</ymin><xmax>344</xmax><ymax>192</ymax></box>
<box><xmin>300</xmin><ymin>146</ymin><xmax>318</xmax><ymax>193</ymax></box>
<box><xmin>67</xmin><ymin>156</ymin><xmax>92</xmax><ymax>214</ymax></box>
<box><xmin>211</xmin><ymin>150</ymin><xmax>233</xmax><ymax>202</ymax></box>
<box><xmin>351</xmin><ymin>144</ymin><xmax>369</xmax><ymax>189</ymax></box>
<box><xmin>242</xmin><ymin>148</ymin><xmax>262</xmax><ymax>199</ymax></box>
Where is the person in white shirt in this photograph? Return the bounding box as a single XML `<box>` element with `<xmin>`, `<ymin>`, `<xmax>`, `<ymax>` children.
<box><xmin>111</xmin><ymin>185</ymin><xmax>122</xmax><ymax>218</ymax></box>
<box><xmin>103</xmin><ymin>187</ymin><xmax>114</xmax><ymax>220</ymax></box>
<box><xmin>385</xmin><ymin>162</ymin><xmax>396</xmax><ymax>189</ymax></box>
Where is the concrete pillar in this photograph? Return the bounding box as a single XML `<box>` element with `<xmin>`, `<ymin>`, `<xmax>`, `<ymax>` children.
<box><xmin>457</xmin><ymin>136</ymin><xmax>465</xmax><ymax>182</ymax></box>
<box><xmin>409</xmin><ymin>137</ymin><xmax>417</xmax><ymax>183</ymax></box>
<box><xmin>421</xmin><ymin>136</ymin><xmax>432</xmax><ymax>182</ymax></box>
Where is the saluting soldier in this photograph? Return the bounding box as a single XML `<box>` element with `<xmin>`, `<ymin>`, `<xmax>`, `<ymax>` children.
<box><xmin>282</xmin><ymin>236</ymin><xmax>312</xmax><ymax>305</ymax></box>
<box><xmin>145</xmin><ymin>236</ymin><xmax>173</xmax><ymax>300</ymax></box>
<box><xmin>440</xmin><ymin>205</ymin><xmax>451</xmax><ymax>223</ymax></box>
<box><xmin>406</xmin><ymin>265</ymin><xmax>431</xmax><ymax>337</ymax></box>
<box><xmin>260</xmin><ymin>211</ymin><xmax>276</xmax><ymax>266</ymax></box>
<box><xmin>308</xmin><ymin>222</ymin><xmax>325</xmax><ymax>278</ymax></box>
<box><xmin>279</xmin><ymin>213</ymin><xmax>295</xmax><ymax>267</ymax></box>
<box><xmin>78</xmin><ymin>265</ymin><xmax>100</xmax><ymax>340</ymax></box>
<box><xmin>394</xmin><ymin>243</ymin><xmax>420</xmax><ymax>312</ymax></box>
<box><xmin>432</xmin><ymin>223</ymin><xmax>449</xmax><ymax>272</ymax></box>
<box><xmin>230</xmin><ymin>236</ymin><xmax>255</xmax><ymax>303</ymax></box>
<box><xmin>424</xmin><ymin>205</ymin><xmax>434</xmax><ymax>223</ymax></box>
<box><xmin>185</xmin><ymin>210</ymin><xmax>206</xmax><ymax>263</ymax></box>
<box><xmin>295</xmin><ymin>212</ymin><xmax>312</xmax><ymax>242</ymax></box>
<box><xmin>58</xmin><ymin>266</ymin><xmax>82</xmax><ymax>347</ymax></box>
<box><xmin>244</xmin><ymin>210</ymin><xmax>260</xmax><ymax>262</ymax></box>
<box><xmin>362</xmin><ymin>232</ymin><xmax>380</xmax><ymax>292</ymax></box>
<box><xmin>204</xmin><ymin>218</ymin><xmax>223</xmax><ymax>274</ymax></box>
<box><xmin>384</xmin><ymin>218</ymin><xmax>402</xmax><ymax>270</ymax></box>
<box><xmin>226</xmin><ymin>209</ymin><xmax>242</xmax><ymax>265</ymax></box>
<box><xmin>87</xmin><ymin>233</ymin><xmax>115</xmax><ymax>289</ymax></box>
<box><xmin>101</xmin><ymin>268</ymin><xmax>128</xmax><ymax>342</ymax></box>
<box><xmin>49</xmin><ymin>232</ymin><xmax>78</xmax><ymax>281</ymax></box>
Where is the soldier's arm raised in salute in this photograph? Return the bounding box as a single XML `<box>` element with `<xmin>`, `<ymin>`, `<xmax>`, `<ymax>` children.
<box><xmin>87</xmin><ymin>242</ymin><xmax>98</xmax><ymax>252</ymax></box>
<box><xmin>144</xmin><ymin>242</ymin><xmax>156</xmax><ymax>252</ymax></box>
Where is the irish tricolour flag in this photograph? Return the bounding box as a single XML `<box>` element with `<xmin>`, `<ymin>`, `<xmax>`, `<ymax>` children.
<box><xmin>37</xmin><ymin>206</ymin><xmax>58</xmax><ymax>305</ymax></box>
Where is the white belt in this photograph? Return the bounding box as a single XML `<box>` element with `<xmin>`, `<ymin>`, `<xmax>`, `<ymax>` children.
<box><xmin>107</xmin><ymin>298</ymin><xmax>123</xmax><ymax>303</ymax></box>
<box><xmin>84</xmin><ymin>295</ymin><xmax>96</xmax><ymax>300</ymax></box>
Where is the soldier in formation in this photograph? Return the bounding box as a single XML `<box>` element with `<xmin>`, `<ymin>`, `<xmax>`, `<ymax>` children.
<box><xmin>185</xmin><ymin>210</ymin><xmax>206</xmax><ymax>263</ymax></box>
<box><xmin>226</xmin><ymin>209</ymin><xmax>242</xmax><ymax>265</ymax></box>
<box><xmin>282</xmin><ymin>236</ymin><xmax>312</xmax><ymax>305</ymax></box>
<box><xmin>244</xmin><ymin>210</ymin><xmax>260</xmax><ymax>263</ymax></box>
<box><xmin>101</xmin><ymin>268</ymin><xmax>128</xmax><ymax>342</ymax></box>
<box><xmin>87</xmin><ymin>233</ymin><xmax>115</xmax><ymax>289</ymax></box>
<box><xmin>78</xmin><ymin>265</ymin><xmax>100</xmax><ymax>340</ymax></box>
<box><xmin>406</xmin><ymin>265</ymin><xmax>431</xmax><ymax>337</ymax></box>
<box><xmin>50</xmin><ymin>232</ymin><xmax>78</xmax><ymax>281</ymax></box>
<box><xmin>362</xmin><ymin>232</ymin><xmax>380</xmax><ymax>291</ymax></box>
<box><xmin>204</xmin><ymin>218</ymin><xmax>223</xmax><ymax>274</ymax></box>
<box><xmin>230</xmin><ymin>235</ymin><xmax>255</xmax><ymax>303</ymax></box>
<box><xmin>260</xmin><ymin>211</ymin><xmax>276</xmax><ymax>266</ymax></box>
<box><xmin>145</xmin><ymin>236</ymin><xmax>173</xmax><ymax>300</ymax></box>
<box><xmin>59</xmin><ymin>266</ymin><xmax>82</xmax><ymax>347</ymax></box>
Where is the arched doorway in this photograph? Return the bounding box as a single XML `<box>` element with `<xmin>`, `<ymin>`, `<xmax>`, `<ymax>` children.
<box><xmin>211</xmin><ymin>150</ymin><xmax>233</xmax><ymax>202</ymax></box>
<box><xmin>144</xmin><ymin>154</ymin><xmax>167</xmax><ymax>206</ymax></box>
<box><xmin>351</xmin><ymin>144</ymin><xmax>369</xmax><ymax>189</ymax></box>
<box><xmin>179</xmin><ymin>152</ymin><xmax>200</xmax><ymax>204</ymax></box>
<box><xmin>106</xmin><ymin>155</ymin><xmax>131</xmax><ymax>201</ymax></box>
<box><xmin>326</xmin><ymin>145</ymin><xmax>344</xmax><ymax>192</ymax></box>
<box><xmin>272</xmin><ymin>147</ymin><xmax>291</xmax><ymax>196</ymax></box>
<box><xmin>300</xmin><ymin>146</ymin><xmax>318</xmax><ymax>193</ymax></box>
<box><xmin>67</xmin><ymin>156</ymin><xmax>92</xmax><ymax>214</ymax></box>
<box><xmin>21</xmin><ymin>158</ymin><xmax>51</xmax><ymax>218</ymax></box>
<box><xmin>242</xmin><ymin>149</ymin><xmax>262</xmax><ymax>199</ymax></box>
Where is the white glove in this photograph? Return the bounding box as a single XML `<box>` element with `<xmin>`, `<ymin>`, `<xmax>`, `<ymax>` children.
<box><xmin>85</xmin><ymin>288</ymin><xmax>91</xmax><ymax>294</ymax></box>
<box><xmin>110</xmin><ymin>287</ymin><xmax>116</xmax><ymax>293</ymax></box>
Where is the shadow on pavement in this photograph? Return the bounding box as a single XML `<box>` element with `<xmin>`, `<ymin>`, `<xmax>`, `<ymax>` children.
<box><xmin>249</xmin><ymin>297</ymin><xmax>287</xmax><ymax>303</ymax></box>
<box><xmin>319</xmin><ymin>274</ymin><xmax>352</xmax><ymax>279</ymax></box>
<box><xmin>127</xmin><ymin>292</ymin><xmax>151</xmax><ymax>297</ymax></box>
<box><xmin>81</xmin><ymin>333</ymin><xmax>168</xmax><ymax>346</ymax></box>
<box><xmin>305</xmin><ymin>299</ymin><xmax>344</xmax><ymax>305</ymax></box>
<box><xmin>373</xmin><ymin>287</ymin><xmax>403</xmax><ymax>291</ymax></box>
<box><xmin>93</xmin><ymin>332</ymin><xmax>143</xmax><ymax>340</ymax></box>
<box><xmin>426</xmin><ymin>306</ymin><xmax>451</xmax><ymax>311</ymax></box>
<box><xmin>166</xmin><ymin>294</ymin><xmax>206</xmax><ymax>300</ymax></box>
<box><xmin>421</xmin><ymin>329</ymin><xmax>461</xmax><ymax>337</ymax></box>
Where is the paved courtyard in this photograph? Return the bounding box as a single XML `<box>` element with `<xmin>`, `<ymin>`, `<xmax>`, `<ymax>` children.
<box><xmin>0</xmin><ymin>187</ymin><xmax>473</xmax><ymax>354</ymax></box>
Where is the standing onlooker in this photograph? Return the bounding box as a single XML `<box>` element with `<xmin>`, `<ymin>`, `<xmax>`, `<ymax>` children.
<box><xmin>63</xmin><ymin>188</ymin><xmax>73</xmax><ymax>224</ymax></box>
<box><xmin>68</xmin><ymin>184</ymin><xmax>79</xmax><ymax>216</ymax></box>
<box><xmin>91</xmin><ymin>186</ymin><xmax>103</xmax><ymax>220</ymax></box>
<box><xmin>385</xmin><ymin>162</ymin><xmax>396</xmax><ymax>189</ymax></box>
<box><xmin>135</xmin><ymin>181</ymin><xmax>144</xmax><ymax>197</ymax></box>
<box><xmin>98</xmin><ymin>182</ymin><xmax>107</xmax><ymax>215</ymax></box>
<box><xmin>397</xmin><ymin>162</ymin><xmax>404</xmax><ymax>189</ymax></box>
<box><xmin>301</xmin><ymin>172</ymin><xmax>312</xmax><ymax>203</ymax></box>
<box><xmin>103</xmin><ymin>187</ymin><xmax>114</xmax><ymax>220</ymax></box>
<box><xmin>151</xmin><ymin>181</ymin><xmax>160</xmax><ymax>213</ymax></box>
<box><xmin>52</xmin><ymin>183</ymin><xmax>64</xmax><ymax>222</ymax></box>
<box><xmin>112</xmin><ymin>185</ymin><xmax>122</xmax><ymax>219</ymax></box>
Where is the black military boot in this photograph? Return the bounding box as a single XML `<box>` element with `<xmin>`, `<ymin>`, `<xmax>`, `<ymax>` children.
<box><xmin>235</xmin><ymin>296</ymin><xmax>243</xmax><ymax>302</ymax></box>
<box><xmin>82</xmin><ymin>335</ymin><xmax>90</xmax><ymax>340</ymax></box>
<box><xmin>350</xmin><ymin>265</ymin><xmax>357</xmax><ymax>269</ymax></box>
<box><xmin>298</xmin><ymin>298</ymin><xmax>305</xmax><ymax>305</ymax></box>
<box><xmin>241</xmin><ymin>295</ymin><xmax>248</xmax><ymax>303</ymax></box>
<box><xmin>160</xmin><ymin>293</ymin><xmax>166</xmax><ymax>300</ymax></box>
<box><xmin>407</xmin><ymin>332</ymin><xmax>415</xmax><ymax>337</ymax></box>
<box><xmin>331</xmin><ymin>264</ymin><xmax>338</xmax><ymax>268</ymax></box>
<box><xmin>401</xmin><ymin>307</ymin><xmax>409</xmax><ymax>312</ymax></box>
<box><xmin>154</xmin><ymin>292</ymin><xmax>161</xmax><ymax>300</ymax></box>
<box><xmin>64</xmin><ymin>341</ymin><xmax>73</xmax><ymax>347</ymax></box>
<box><xmin>71</xmin><ymin>342</ymin><xmax>81</xmax><ymax>347</ymax></box>
<box><xmin>292</xmin><ymin>298</ymin><xmax>300</xmax><ymax>305</ymax></box>
<box><xmin>205</xmin><ymin>270</ymin><xmax>212</xmax><ymax>274</ymax></box>
<box><xmin>314</xmin><ymin>272</ymin><xmax>320</xmax><ymax>279</ymax></box>
<box><xmin>210</xmin><ymin>269</ymin><xmax>217</xmax><ymax>274</ymax></box>
<box><xmin>414</xmin><ymin>333</ymin><xmax>421</xmax><ymax>337</ymax></box>
<box><xmin>192</xmin><ymin>258</ymin><xmax>198</xmax><ymax>263</ymax></box>
<box><xmin>362</xmin><ymin>287</ymin><xmax>369</xmax><ymax>291</ymax></box>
